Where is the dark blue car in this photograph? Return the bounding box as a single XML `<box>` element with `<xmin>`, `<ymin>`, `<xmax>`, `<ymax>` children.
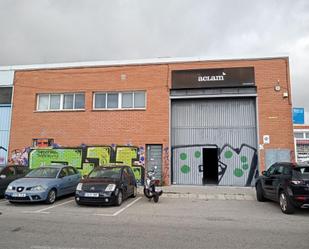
<box><xmin>5</xmin><ymin>165</ymin><xmax>81</xmax><ymax>204</ymax></box>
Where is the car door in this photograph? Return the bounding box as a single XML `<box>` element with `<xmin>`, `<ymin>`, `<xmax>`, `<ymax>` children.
<box><xmin>127</xmin><ymin>167</ymin><xmax>136</xmax><ymax>194</ymax></box>
<box><xmin>121</xmin><ymin>167</ymin><xmax>131</xmax><ymax>199</ymax></box>
<box><xmin>271</xmin><ymin>165</ymin><xmax>285</xmax><ymax>201</ymax></box>
<box><xmin>263</xmin><ymin>164</ymin><xmax>278</xmax><ymax>200</ymax></box>
<box><xmin>0</xmin><ymin>166</ymin><xmax>18</xmax><ymax>195</ymax></box>
<box><xmin>67</xmin><ymin>167</ymin><xmax>81</xmax><ymax>192</ymax></box>
<box><xmin>57</xmin><ymin>167</ymin><xmax>71</xmax><ymax>196</ymax></box>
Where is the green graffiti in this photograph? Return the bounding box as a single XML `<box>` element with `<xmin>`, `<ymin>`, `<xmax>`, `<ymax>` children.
<box><xmin>194</xmin><ymin>151</ymin><xmax>201</xmax><ymax>158</ymax></box>
<box><xmin>181</xmin><ymin>165</ymin><xmax>190</xmax><ymax>174</ymax></box>
<box><xmin>241</xmin><ymin>156</ymin><xmax>247</xmax><ymax>163</ymax></box>
<box><xmin>242</xmin><ymin>164</ymin><xmax>249</xmax><ymax>170</ymax></box>
<box><xmin>87</xmin><ymin>147</ymin><xmax>111</xmax><ymax>165</ymax></box>
<box><xmin>224</xmin><ymin>150</ymin><xmax>233</xmax><ymax>159</ymax></box>
<box><xmin>132</xmin><ymin>166</ymin><xmax>144</xmax><ymax>184</ymax></box>
<box><xmin>180</xmin><ymin>153</ymin><xmax>187</xmax><ymax>160</ymax></box>
<box><xmin>29</xmin><ymin>149</ymin><xmax>83</xmax><ymax>169</ymax></box>
<box><xmin>116</xmin><ymin>147</ymin><xmax>138</xmax><ymax>166</ymax></box>
<box><xmin>234</xmin><ymin>168</ymin><xmax>244</xmax><ymax>177</ymax></box>
<box><xmin>81</xmin><ymin>163</ymin><xmax>95</xmax><ymax>176</ymax></box>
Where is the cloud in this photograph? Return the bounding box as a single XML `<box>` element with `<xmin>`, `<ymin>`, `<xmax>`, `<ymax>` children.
<box><xmin>0</xmin><ymin>0</ymin><xmax>308</xmax><ymax>109</ymax></box>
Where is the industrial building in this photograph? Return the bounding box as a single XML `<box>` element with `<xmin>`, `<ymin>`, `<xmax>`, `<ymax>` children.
<box><xmin>0</xmin><ymin>57</ymin><xmax>295</xmax><ymax>186</ymax></box>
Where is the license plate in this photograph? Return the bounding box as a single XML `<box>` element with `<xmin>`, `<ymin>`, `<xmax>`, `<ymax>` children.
<box><xmin>12</xmin><ymin>193</ymin><xmax>26</xmax><ymax>197</ymax></box>
<box><xmin>85</xmin><ymin>192</ymin><xmax>99</xmax><ymax>197</ymax></box>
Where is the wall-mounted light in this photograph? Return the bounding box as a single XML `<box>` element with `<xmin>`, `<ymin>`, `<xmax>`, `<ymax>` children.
<box><xmin>274</xmin><ymin>80</ymin><xmax>281</xmax><ymax>92</ymax></box>
<box><xmin>120</xmin><ymin>74</ymin><xmax>127</xmax><ymax>80</ymax></box>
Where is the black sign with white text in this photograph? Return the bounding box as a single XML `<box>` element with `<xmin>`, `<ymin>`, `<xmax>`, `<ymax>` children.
<box><xmin>172</xmin><ymin>67</ymin><xmax>255</xmax><ymax>89</ymax></box>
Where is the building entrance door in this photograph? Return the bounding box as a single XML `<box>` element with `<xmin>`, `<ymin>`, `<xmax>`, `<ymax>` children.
<box><xmin>202</xmin><ymin>148</ymin><xmax>219</xmax><ymax>185</ymax></box>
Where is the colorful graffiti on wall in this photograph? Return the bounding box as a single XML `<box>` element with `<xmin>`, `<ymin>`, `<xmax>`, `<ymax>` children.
<box><xmin>25</xmin><ymin>145</ymin><xmax>145</xmax><ymax>185</ymax></box>
<box><xmin>9</xmin><ymin>147</ymin><xmax>30</xmax><ymax>166</ymax></box>
<box><xmin>172</xmin><ymin>143</ymin><xmax>258</xmax><ymax>186</ymax></box>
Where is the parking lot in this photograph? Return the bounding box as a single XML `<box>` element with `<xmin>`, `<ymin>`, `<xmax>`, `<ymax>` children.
<box><xmin>1</xmin><ymin>189</ymin><xmax>309</xmax><ymax>249</ymax></box>
<box><xmin>0</xmin><ymin>194</ymin><xmax>142</xmax><ymax>217</ymax></box>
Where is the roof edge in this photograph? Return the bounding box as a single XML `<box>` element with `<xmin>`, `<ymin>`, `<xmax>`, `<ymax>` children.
<box><xmin>0</xmin><ymin>55</ymin><xmax>290</xmax><ymax>71</ymax></box>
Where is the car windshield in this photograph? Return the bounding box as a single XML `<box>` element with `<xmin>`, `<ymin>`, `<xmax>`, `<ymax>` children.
<box><xmin>25</xmin><ymin>167</ymin><xmax>59</xmax><ymax>178</ymax></box>
<box><xmin>293</xmin><ymin>167</ymin><xmax>309</xmax><ymax>180</ymax></box>
<box><xmin>88</xmin><ymin>167</ymin><xmax>121</xmax><ymax>179</ymax></box>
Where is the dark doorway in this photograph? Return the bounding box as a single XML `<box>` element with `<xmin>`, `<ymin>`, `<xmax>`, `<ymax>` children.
<box><xmin>202</xmin><ymin>148</ymin><xmax>219</xmax><ymax>185</ymax></box>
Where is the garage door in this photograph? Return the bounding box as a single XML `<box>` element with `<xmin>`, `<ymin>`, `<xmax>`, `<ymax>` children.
<box><xmin>171</xmin><ymin>98</ymin><xmax>258</xmax><ymax>186</ymax></box>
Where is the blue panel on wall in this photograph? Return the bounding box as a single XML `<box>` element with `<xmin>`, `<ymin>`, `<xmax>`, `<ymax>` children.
<box><xmin>0</xmin><ymin>106</ymin><xmax>12</xmax><ymax>165</ymax></box>
<box><xmin>293</xmin><ymin>108</ymin><xmax>305</xmax><ymax>124</ymax></box>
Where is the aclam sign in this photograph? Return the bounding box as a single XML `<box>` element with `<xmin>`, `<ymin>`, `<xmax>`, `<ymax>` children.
<box><xmin>198</xmin><ymin>72</ymin><xmax>226</xmax><ymax>82</ymax></box>
<box><xmin>172</xmin><ymin>67</ymin><xmax>255</xmax><ymax>89</ymax></box>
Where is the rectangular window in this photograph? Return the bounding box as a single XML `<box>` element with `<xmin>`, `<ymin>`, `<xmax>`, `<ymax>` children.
<box><xmin>63</xmin><ymin>94</ymin><xmax>74</xmax><ymax>109</ymax></box>
<box><xmin>75</xmin><ymin>93</ymin><xmax>85</xmax><ymax>109</ymax></box>
<box><xmin>94</xmin><ymin>91</ymin><xmax>146</xmax><ymax>110</ymax></box>
<box><xmin>38</xmin><ymin>94</ymin><xmax>49</xmax><ymax>111</ymax></box>
<box><xmin>37</xmin><ymin>93</ymin><xmax>85</xmax><ymax>111</ymax></box>
<box><xmin>134</xmin><ymin>92</ymin><xmax>146</xmax><ymax>108</ymax></box>
<box><xmin>107</xmin><ymin>93</ymin><xmax>118</xmax><ymax>108</ymax></box>
<box><xmin>94</xmin><ymin>93</ymin><xmax>106</xmax><ymax>109</ymax></box>
<box><xmin>0</xmin><ymin>87</ymin><xmax>13</xmax><ymax>104</ymax></box>
<box><xmin>50</xmin><ymin>94</ymin><xmax>61</xmax><ymax>110</ymax></box>
<box><xmin>122</xmin><ymin>93</ymin><xmax>133</xmax><ymax>108</ymax></box>
<box><xmin>294</xmin><ymin>132</ymin><xmax>304</xmax><ymax>139</ymax></box>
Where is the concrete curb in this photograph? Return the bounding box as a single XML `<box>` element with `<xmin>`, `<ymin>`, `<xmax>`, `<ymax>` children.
<box><xmin>138</xmin><ymin>185</ymin><xmax>256</xmax><ymax>201</ymax></box>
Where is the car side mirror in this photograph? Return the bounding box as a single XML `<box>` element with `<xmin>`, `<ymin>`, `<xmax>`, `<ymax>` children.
<box><xmin>262</xmin><ymin>171</ymin><xmax>268</xmax><ymax>177</ymax></box>
<box><xmin>0</xmin><ymin>174</ymin><xmax>6</xmax><ymax>179</ymax></box>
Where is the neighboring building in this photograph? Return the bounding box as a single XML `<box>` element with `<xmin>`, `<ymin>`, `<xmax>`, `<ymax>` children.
<box><xmin>0</xmin><ymin>56</ymin><xmax>295</xmax><ymax>186</ymax></box>
<box><xmin>293</xmin><ymin>126</ymin><xmax>309</xmax><ymax>162</ymax></box>
<box><xmin>0</xmin><ymin>70</ymin><xmax>14</xmax><ymax>165</ymax></box>
<box><xmin>292</xmin><ymin>108</ymin><xmax>309</xmax><ymax>163</ymax></box>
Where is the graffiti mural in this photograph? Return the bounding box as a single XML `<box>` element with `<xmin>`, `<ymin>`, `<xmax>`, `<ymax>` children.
<box><xmin>172</xmin><ymin>143</ymin><xmax>258</xmax><ymax>186</ymax></box>
<box><xmin>9</xmin><ymin>147</ymin><xmax>30</xmax><ymax>166</ymax></box>
<box><xmin>24</xmin><ymin>145</ymin><xmax>146</xmax><ymax>185</ymax></box>
<box><xmin>0</xmin><ymin>146</ymin><xmax>7</xmax><ymax>152</ymax></box>
<box><xmin>163</xmin><ymin>146</ymin><xmax>170</xmax><ymax>185</ymax></box>
<box><xmin>29</xmin><ymin>148</ymin><xmax>84</xmax><ymax>168</ymax></box>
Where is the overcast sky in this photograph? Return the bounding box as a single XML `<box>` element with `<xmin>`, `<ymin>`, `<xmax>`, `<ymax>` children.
<box><xmin>0</xmin><ymin>0</ymin><xmax>308</xmax><ymax>110</ymax></box>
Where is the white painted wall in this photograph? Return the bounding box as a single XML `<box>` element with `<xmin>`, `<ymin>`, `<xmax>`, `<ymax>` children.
<box><xmin>0</xmin><ymin>70</ymin><xmax>14</xmax><ymax>86</ymax></box>
<box><xmin>305</xmin><ymin>111</ymin><xmax>309</xmax><ymax>125</ymax></box>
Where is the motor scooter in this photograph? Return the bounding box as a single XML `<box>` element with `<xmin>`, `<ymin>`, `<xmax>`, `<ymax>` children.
<box><xmin>143</xmin><ymin>166</ymin><xmax>163</xmax><ymax>202</ymax></box>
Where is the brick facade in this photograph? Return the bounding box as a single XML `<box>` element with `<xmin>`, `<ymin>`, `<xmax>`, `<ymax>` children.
<box><xmin>8</xmin><ymin>57</ymin><xmax>295</xmax><ymax>184</ymax></box>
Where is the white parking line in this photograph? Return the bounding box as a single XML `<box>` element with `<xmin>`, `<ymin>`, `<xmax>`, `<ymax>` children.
<box><xmin>22</xmin><ymin>211</ymin><xmax>50</xmax><ymax>214</ymax></box>
<box><xmin>94</xmin><ymin>197</ymin><xmax>142</xmax><ymax>217</ymax></box>
<box><xmin>31</xmin><ymin>246</ymin><xmax>90</xmax><ymax>249</ymax></box>
<box><xmin>22</xmin><ymin>199</ymin><xmax>75</xmax><ymax>214</ymax></box>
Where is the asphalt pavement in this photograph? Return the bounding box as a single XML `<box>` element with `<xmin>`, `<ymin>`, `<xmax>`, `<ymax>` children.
<box><xmin>0</xmin><ymin>186</ymin><xmax>308</xmax><ymax>249</ymax></box>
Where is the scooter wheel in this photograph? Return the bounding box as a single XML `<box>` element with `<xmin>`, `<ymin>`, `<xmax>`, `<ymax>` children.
<box><xmin>153</xmin><ymin>193</ymin><xmax>159</xmax><ymax>203</ymax></box>
<box><xmin>143</xmin><ymin>188</ymin><xmax>153</xmax><ymax>198</ymax></box>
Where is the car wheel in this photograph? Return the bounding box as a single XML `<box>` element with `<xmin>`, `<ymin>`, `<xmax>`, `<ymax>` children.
<box><xmin>45</xmin><ymin>189</ymin><xmax>57</xmax><ymax>204</ymax></box>
<box><xmin>131</xmin><ymin>185</ymin><xmax>137</xmax><ymax>198</ymax></box>
<box><xmin>115</xmin><ymin>190</ymin><xmax>123</xmax><ymax>206</ymax></box>
<box><xmin>279</xmin><ymin>191</ymin><xmax>295</xmax><ymax>214</ymax></box>
<box><xmin>256</xmin><ymin>182</ymin><xmax>266</xmax><ymax>202</ymax></box>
